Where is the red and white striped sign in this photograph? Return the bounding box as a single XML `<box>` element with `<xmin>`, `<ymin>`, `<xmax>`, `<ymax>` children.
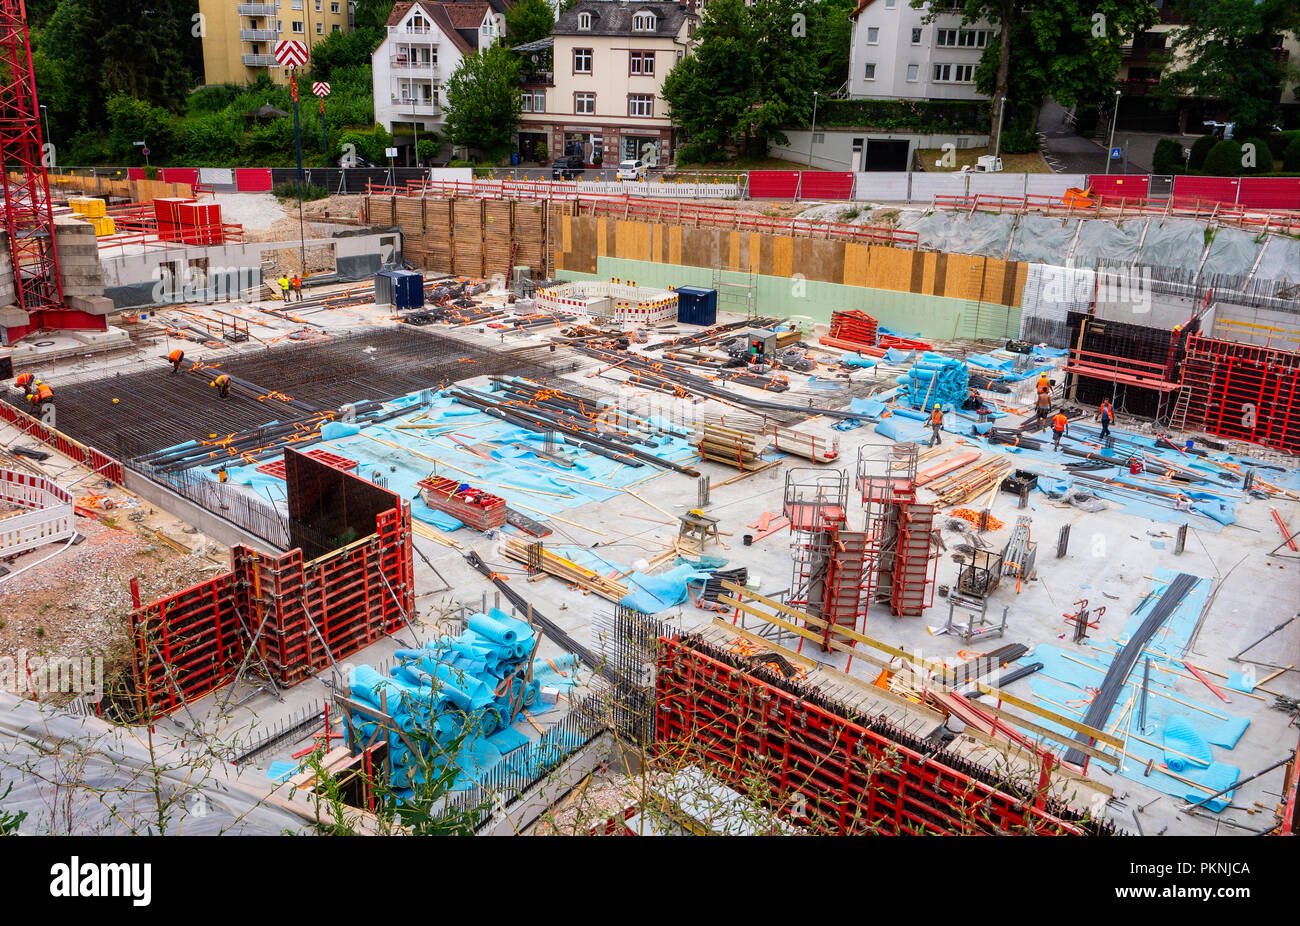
<box><xmin>273</xmin><ymin>40</ymin><xmax>309</xmax><ymax>68</ymax></box>
<box><xmin>312</xmin><ymin>82</ymin><xmax>331</xmax><ymax>97</ymax></box>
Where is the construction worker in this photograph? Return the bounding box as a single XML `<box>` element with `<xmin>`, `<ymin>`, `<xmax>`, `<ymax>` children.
<box><xmin>166</xmin><ymin>348</ymin><xmax>185</xmax><ymax>374</ymax></box>
<box><xmin>1052</xmin><ymin>411</ymin><xmax>1069</xmax><ymax>451</ymax></box>
<box><xmin>929</xmin><ymin>403</ymin><xmax>943</xmax><ymax>447</ymax></box>
<box><xmin>211</xmin><ymin>373</ymin><xmax>232</xmax><ymax>399</ymax></box>
<box><xmin>13</xmin><ymin>371</ymin><xmax>35</xmax><ymax>393</ymax></box>
<box><xmin>1037</xmin><ymin>373</ymin><xmax>1051</xmax><ymax>398</ymax></box>
<box><xmin>278</xmin><ymin>275</ymin><xmax>291</xmax><ymax>301</ymax></box>
<box><xmin>290</xmin><ymin>274</ymin><xmax>303</xmax><ymax>302</ymax></box>
<box><xmin>1097</xmin><ymin>399</ymin><xmax>1114</xmax><ymax>441</ymax></box>
<box><xmin>1035</xmin><ymin>387</ymin><xmax>1051</xmax><ymax>427</ymax></box>
<box><xmin>26</xmin><ymin>380</ymin><xmax>53</xmax><ymax>413</ymax></box>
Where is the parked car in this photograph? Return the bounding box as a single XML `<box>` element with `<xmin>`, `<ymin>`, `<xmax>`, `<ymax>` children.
<box><xmin>617</xmin><ymin>159</ymin><xmax>647</xmax><ymax>181</ymax></box>
<box><xmin>551</xmin><ymin>155</ymin><xmax>585</xmax><ymax>180</ymax></box>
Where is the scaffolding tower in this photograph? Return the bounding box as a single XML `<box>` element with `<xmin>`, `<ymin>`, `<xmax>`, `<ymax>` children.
<box><xmin>783</xmin><ymin>467</ymin><xmax>860</xmax><ymax>650</ymax></box>
<box><xmin>712</xmin><ymin>265</ymin><xmax>758</xmax><ymax>319</ymax></box>
<box><xmin>855</xmin><ymin>443</ymin><xmax>938</xmax><ymax>617</ymax></box>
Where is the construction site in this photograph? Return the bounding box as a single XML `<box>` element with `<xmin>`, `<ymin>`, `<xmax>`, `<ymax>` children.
<box><xmin>2</xmin><ymin>40</ymin><xmax>1300</xmax><ymax>846</ymax></box>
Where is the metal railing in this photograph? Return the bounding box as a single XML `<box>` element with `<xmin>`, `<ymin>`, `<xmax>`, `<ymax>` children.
<box><xmin>242</xmin><ymin>54</ymin><xmax>280</xmax><ymax>67</ymax></box>
<box><xmin>390</xmin><ymin>56</ymin><xmax>439</xmax><ymax>73</ymax></box>
<box><xmin>240</xmin><ymin>29</ymin><xmax>278</xmax><ymax>41</ymax></box>
<box><xmin>237</xmin><ymin>3</ymin><xmax>277</xmax><ymax>14</ymax></box>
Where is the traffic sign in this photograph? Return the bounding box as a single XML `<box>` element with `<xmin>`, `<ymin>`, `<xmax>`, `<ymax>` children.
<box><xmin>274</xmin><ymin>40</ymin><xmax>309</xmax><ymax>68</ymax></box>
<box><xmin>1110</xmin><ymin>147</ymin><xmax>1122</xmax><ymax>159</ymax></box>
<box><xmin>312</xmin><ymin>81</ymin><xmax>331</xmax><ymax>98</ymax></box>
<box><xmin>141</xmin><ymin>148</ymin><xmax>150</xmax><ymax>157</ymax></box>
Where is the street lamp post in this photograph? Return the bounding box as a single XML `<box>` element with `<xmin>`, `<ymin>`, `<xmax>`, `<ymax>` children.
<box><xmin>1105</xmin><ymin>89</ymin><xmax>1121</xmax><ymax>176</ymax></box>
<box><xmin>992</xmin><ymin>96</ymin><xmax>1007</xmax><ymax>163</ymax></box>
<box><xmin>133</xmin><ymin>140</ymin><xmax>149</xmax><ymax>169</ymax></box>
<box><xmin>807</xmin><ymin>91</ymin><xmax>819</xmax><ymax>168</ymax></box>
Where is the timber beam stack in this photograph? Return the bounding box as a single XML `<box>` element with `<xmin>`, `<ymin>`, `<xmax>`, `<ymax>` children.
<box><xmin>696</xmin><ymin>422</ymin><xmax>772</xmax><ymax>471</ymax></box>
<box><xmin>928</xmin><ymin>457</ymin><xmax>1014</xmax><ymax>507</ymax></box>
<box><xmin>501</xmin><ymin>538</ymin><xmax>629</xmax><ymax>601</ymax></box>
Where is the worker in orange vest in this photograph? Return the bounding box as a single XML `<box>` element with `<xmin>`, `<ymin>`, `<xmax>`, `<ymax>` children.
<box><xmin>13</xmin><ymin>371</ymin><xmax>35</xmax><ymax>393</ymax></box>
<box><xmin>27</xmin><ymin>381</ymin><xmax>53</xmax><ymax>412</ymax></box>
<box><xmin>1097</xmin><ymin>399</ymin><xmax>1114</xmax><ymax>440</ymax></box>
<box><xmin>167</xmin><ymin>348</ymin><xmax>185</xmax><ymax>374</ymax></box>
<box><xmin>1052</xmin><ymin>411</ymin><xmax>1069</xmax><ymax>451</ymax></box>
<box><xmin>929</xmin><ymin>403</ymin><xmax>944</xmax><ymax>447</ymax></box>
<box><xmin>1037</xmin><ymin>373</ymin><xmax>1051</xmax><ymax>395</ymax></box>
<box><xmin>211</xmin><ymin>374</ymin><xmax>232</xmax><ymax>399</ymax></box>
<box><xmin>291</xmin><ymin>274</ymin><xmax>303</xmax><ymax>302</ymax></box>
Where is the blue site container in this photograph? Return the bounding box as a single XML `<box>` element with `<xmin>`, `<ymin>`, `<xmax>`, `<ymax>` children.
<box><xmin>675</xmin><ymin>286</ymin><xmax>717</xmax><ymax>326</ymax></box>
<box><xmin>375</xmin><ymin>269</ymin><xmax>425</xmax><ymax>311</ymax></box>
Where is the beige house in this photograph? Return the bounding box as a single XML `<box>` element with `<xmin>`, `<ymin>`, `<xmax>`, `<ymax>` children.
<box><xmin>517</xmin><ymin>1</ymin><xmax>698</xmax><ymax>166</ymax></box>
<box><xmin>199</xmin><ymin>0</ymin><xmax>352</xmax><ymax>87</ymax></box>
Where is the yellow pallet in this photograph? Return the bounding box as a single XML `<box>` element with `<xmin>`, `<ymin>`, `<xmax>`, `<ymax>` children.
<box><xmin>69</xmin><ymin>196</ymin><xmax>107</xmax><ymax>218</ymax></box>
<box><xmin>91</xmin><ymin>216</ymin><xmax>116</xmax><ymax>237</ymax></box>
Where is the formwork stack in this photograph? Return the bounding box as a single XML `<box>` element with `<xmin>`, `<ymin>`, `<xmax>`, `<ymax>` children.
<box><xmin>856</xmin><ymin>443</ymin><xmax>938</xmax><ymax>617</ymax></box>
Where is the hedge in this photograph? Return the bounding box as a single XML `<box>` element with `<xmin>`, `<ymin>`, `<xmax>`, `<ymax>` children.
<box><xmin>797</xmin><ymin>99</ymin><xmax>990</xmax><ymax>134</ymax></box>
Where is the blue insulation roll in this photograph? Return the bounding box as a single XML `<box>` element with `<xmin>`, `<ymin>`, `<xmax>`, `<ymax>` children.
<box><xmin>468</xmin><ymin>611</ymin><xmax>519</xmax><ymax>644</ymax></box>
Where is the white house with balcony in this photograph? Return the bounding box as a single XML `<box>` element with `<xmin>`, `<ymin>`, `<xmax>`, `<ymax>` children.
<box><xmin>371</xmin><ymin>0</ymin><xmax>513</xmax><ymax>162</ymax></box>
<box><xmin>847</xmin><ymin>0</ymin><xmax>993</xmax><ymax>101</ymax></box>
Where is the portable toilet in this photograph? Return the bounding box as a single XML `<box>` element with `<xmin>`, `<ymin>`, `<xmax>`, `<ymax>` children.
<box><xmin>375</xmin><ymin>269</ymin><xmax>425</xmax><ymax>310</ymax></box>
<box><xmin>675</xmin><ymin>286</ymin><xmax>718</xmax><ymax>326</ymax></box>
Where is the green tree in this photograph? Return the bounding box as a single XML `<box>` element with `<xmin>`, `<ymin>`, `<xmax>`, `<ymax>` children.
<box><xmin>417</xmin><ymin>136</ymin><xmax>443</xmax><ymax>164</ymax></box>
<box><xmin>1152</xmin><ymin>137</ymin><xmax>1186</xmax><ymax>174</ymax></box>
<box><xmin>505</xmin><ymin>0</ymin><xmax>556</xmax><ymax>47</ymax></box>
<box><xmin>106</xmin><ymin>94</ymin><xmax>176</xmax><ymax>164</ymax></box>
<box><xmin>1160</xmin><ymin>0</ymin><xmax>1300</xmax><ymax>139</ymax></box>
<box><xmin>443</xmin><ymin>45</ymin><xmax>522</xmax><ymax>161</ymax></box>
<box><xmin>1285</xmin><ymin>135</ymin><xmax>1300</xmax><ymax>172</ymax></box>
<box><xmin>1240</xmin><ymin>136</ymin><xmax>1274</xmax><ymax>173</ymax></box>
<box><xmin>352</xmin><ymin>0</ymin><xmax>398</xmax><ymax>32</ymax></box>
<box><xmin>662</xmin><ymin>0</ymin><xmax>820</xmax><ymax>161</ymax></box>
<box><xmin>919</xmin><ymin>0</ymin><xmax>1159</xmax><ymax>152</ymax></box>
<box><xmin>1188</xmin><ymin>133</ymin><xmax>1217</xmax><ymax>169</ymax></box>
<box><xmin>1203</xmin><ymin>138</ymin><xmax>1243</xmax><ymax>176</ymax></box>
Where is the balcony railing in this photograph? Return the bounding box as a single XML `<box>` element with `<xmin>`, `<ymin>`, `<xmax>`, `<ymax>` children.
<box><xmin>243</xmin><ymin>54</ymin><xmax>280</xmax><ymax>67</ymax></box>
<box><xmin>521</xmin><ymin>71</ymin><xmax>554</xmax><ymax>85</ymax></box>
<box><xmin>241</xmin><ymin>29</ymin><xmax>278</xmax><ymax>41</ymax></box>
<box><xmin>389</xmin><ymin>25</ymin><xmax>434</xmax><ymax>35</ymax></box>
<box><xmin>238</xmin><ymin>3</ymin><xmax>278</xmax><ymax>15</ymax></box>
<box><xmin>391</xmin><ymin>99</ymin><xmax>440</xmax><ymax>114</ymax></box>
<box><xmin>390</xmin><ymin>56</ymin><xmax>439</xmax><ymax>73</ymax></box>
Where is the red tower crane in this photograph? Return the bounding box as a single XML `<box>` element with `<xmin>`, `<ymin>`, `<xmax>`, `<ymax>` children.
<box><xmin>0</xmin><ymin>0</ymin><xmax>66</xmax><ymax>342</ymax></box>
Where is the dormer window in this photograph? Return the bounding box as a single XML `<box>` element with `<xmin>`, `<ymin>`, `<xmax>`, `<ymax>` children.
<box><xmin>633</xmin><ymin>11</ymin><xmax>656</xmax><ymax>31</ymax></box>
<box><xmin>578</xmin><ymin>11</ymin><xmax>592</xmax><ymax>30</ymax></box>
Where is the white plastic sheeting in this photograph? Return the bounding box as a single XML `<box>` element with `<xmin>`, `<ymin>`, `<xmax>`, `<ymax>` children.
<box><xmin>1253</xmin><ymin>237</ymin><xmax>1300</xmax><ymax>285</ymax></box>
<box><xmin>0</xmin><ymin>695</ymin><xmax>318</xmax><ymax>835</ymax></box>
<box><xmin>899</xmin><ymin>209</ymin><xmax>1014</xmax><ymax>256</ymax></box>
<box><xmin>1008</xmin><ymin>215</ymin><xmax>1080</xmax><ymax>264</ymax></box>
<box><xmin>1019</xmin><ymin>263</ymin><xmax>1094</xmax><ymax>345</ymax></box>
<box><xmin>1073</xmin><ymin>218</ymin><xmax>1145</xmax><ymax>264</ymax></box>
<box><xmin>1134</xmin><ymin>218</ymin><xmax>1206</xmax><ymax>269</ymax></box>
<box><xmin>1203</xmin><ymin>227</ymin><xmax>1266</xmax><ymax>277</ymax></box>
<box><xmin>852</xmin><ymin>172</ymin><xmax>911</xmax><ymax>202</ymax></box>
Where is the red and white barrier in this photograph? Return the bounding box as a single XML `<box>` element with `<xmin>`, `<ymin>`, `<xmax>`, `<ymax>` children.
<box><xmin>0</xmin><ymin>468</ymin><xmax>75</xmax><ymax>557</ymax></box>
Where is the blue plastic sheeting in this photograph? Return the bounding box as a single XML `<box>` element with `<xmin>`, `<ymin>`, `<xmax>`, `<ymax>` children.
<box><xmin>218</xmin><ymin>463</ymin><xmax>289</xmax><ymax>500</ymax></box>
<box><xmin>320</xmin><ymin>421</ymin><xmax>361</xmax><ymax>440</ymax></box>
<box><xmin>410</xmin><ymin>497</ymin><xmax>464</xmax><ymax>531</ymax></box>
<box><xmin>892</xmin><ymin>406</ymin><xmax>930</xmax><ymax>421</ymax></box>
<box><xmin>904</xmin><ymin>356</ymin><xmax>969</xmax><ymax>409</ymax></box>
<box><xmin>848</xmin><ymin>397</ymin><xmax>887</xmax><ymax>419</ymax></box>
<box><xmin>532</xmin><ymin>654</ymin><xmax>582</xmax><ymax>692</ymax></box>
<box><xmin>841</xmin><ymin>353</ymin><xmax>877</xmax><ymax>368</ymax></box>
<box><xmin>1225</xmin><ymin>671</ymin><xmax>1256</xmax><ymax>693</ymax></box>
<box><xmin>620</xmin><ymin>563</ymin><xmax>704</xmax><ymax>613</ymax></box>
<box><xmin>267</xmin><ymin>760</ymin><xmax>300</xmax><ymax>783</ymax></box>
<box><xmin>833</xmin><ymin>418</ymin><xmax>863</xmax><ymax>431</ymax></box>
<box><xmin>1163</xmin><ymin>714</ymin><xmax>1212</xmax><ymax>773</ymax></box>
<box><xmin>1032</xmin><ymin>345</ymin><xmax>1070</xmax><ymax>358</ymax></box>
<box><xmin>875</xmin><ymin>416</ymin><xmax>930</xmax><ymax>443</ymax></box>
<box><xmin>345</xmin><ymin>608</ymin><xmax>588</xmax><ymax>793</ymax></box>
<box><xmin>883</xmin><ymin>347</ymin><xmax>915</xmax><ymax>363</ymax></box>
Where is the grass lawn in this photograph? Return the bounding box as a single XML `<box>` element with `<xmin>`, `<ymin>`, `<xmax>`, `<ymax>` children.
<box><xmin>915</xmin><ymin>146</ymin><xmax>1052</xmax><ymax>173</ymax></box>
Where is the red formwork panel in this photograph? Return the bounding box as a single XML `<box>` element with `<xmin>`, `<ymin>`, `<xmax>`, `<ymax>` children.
<box><xmin>129</xmin><ymin>500</ymin><xmax>414</xmax><ymax>717</ymax></box>
<box><xmin>256</xmin><ymin>448</ymin><xmax>358</xmax><ymax>480</ymax></box>
<box><xmin>654</xmin><ymin>637</ymin><xmax>1109</xmax><ymax>835</ymax></box>
<box><xmin>0</xmin><ymin>400</ymin><xmax>125</xmax><ymax>484</ymax></box>
<box><xmin>798</xmin><ymin>172</ymin><xmax>855</xmax><ymax>200</ymax></box>
<box><xmin>235</xmin><ymin>168</ymin><xmax>274</xmax><ymax>192</ymax></box>
<box><xmin>1179</xmin><ymin>335</ymin><xmax>1300</xmax><ymax>453</ymax></box>
<box><xmin>127</xmin><ymin>168</ymin><xmax>146</xmax><ymax>181</ymax></box>
<box><xmin>1237</xmin><ymin>177</ymin><xmax>1300</xmax><ymax>210</ymax></box>
<box><xmin>1172</xmin><ymin>175</ymin><xmax>1240</xmax><ymax>206</ymax></box>
<box><xmin>130</xmin><ymin>573</ymin><xmax>242</xmax><ymax>719</ymax></box>
<box><xmin>1086</xmin><ymin>174</ymin><xmax>1149</xmax><ymax>202</ymax></box>
<box><xmin>748</xmin><ymin>171</ymin><xmax>802</xmax><ymax>199</ymax></box>
<box><xmin>159</xmin><ymin>167</ymin><xmax>199</xmax><ymax>186</ymax></box>
<box><xmin>1282</xmin><ymin>733</ymin><xmax>1300</xmax><ymax>836</ymax></box>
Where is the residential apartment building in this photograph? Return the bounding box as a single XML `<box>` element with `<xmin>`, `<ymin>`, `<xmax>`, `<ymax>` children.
<box><xmin>517</xmin><ymin>1</ymin><xmax>698</xmax><ymax>166</ymax></box>
<box><xmin>847</xmin><ymin>0</ymin><xmax>993</xmax><ymax>102</ymax></box>
<box><xmin>199</xmin><ymin>0</ymin><xmax>352</xmax><ymax>86</ymax></box>
<box><xmin>371</xmin><ymin>1</ymin><xmax>513</xmax><ymax>158</ymax></box>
